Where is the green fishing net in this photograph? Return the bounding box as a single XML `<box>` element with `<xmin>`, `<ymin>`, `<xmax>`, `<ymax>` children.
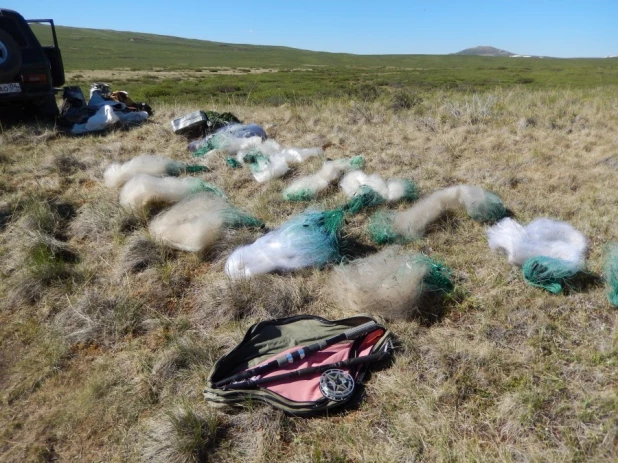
<box><xmin>189</xmin><ymin>179</ymin><xmax>226</xmax><ymax>198</ymax></box>
<box><xmin>282</xmin><ymin>209</ymin><xmax>345</xmax><ymax>267</ymax></box>
<box><xmin>522</xmin><ymin>256</ymin><xmax>580</xmax><ymax>294</ymax></box>
<box><xmin>166</xmin><ymin>163</ymin><xmax>210</xmax><ymax>175</ymax></box>
<box><xmin>221</xmin><ymin>208</ymin><xmax>264</xmax><ymax>229</ymax></box>
<box><xmin>192</xmin><ymin>133</ymin><xmax>227</xmax><ymax>158</ymax></box>
<box><xmin>242</xmin><ymin>151</ymin><xmax>269</xmax><ymax>173</ymax></box>
<box><xmin>344</xmin><ymin>180</ymin><xmax>418</xmax><ymax>215</ymax></box>
<box><xmin>349</xmin><ymin>155</ymin><xmax>365</xmax><ymax>169</ymax></box>
<box><xmin>467</xmin><ymin>191</ymin><xmax>508</xmax><ymax>223</ymax></box>
<box><xmin>399</xmin><ymin>180</ymin><xmax>419</xmax><ymax>202</ymax></box>
<box><xmin>226</xmin><ymin>157</ymin><xmax>242</xmax><ymax>169</ymax></box>
<box><xmin>283</xmin><ymin>189</ymin><xmax>315</xmax><ymax>202</ymax></box>
<box><xmin>204</xmin><ymin>111</ymin><xmax>241</xmax><ymax>131</ymax></box>
<box><xmin>344</xmin><ymin>186</ymin><xmax>386</xmax><ymax>214</ymax></box>
<box><xmin>416</xmin><ymin>255</ymin><xmax>454</xmax><ymax>294</ymax></box>
<box><xmin>367</xmin><ymin>211</ymin><xmax>406</xmax><ymax>244</ymax></box>
<box><xmin>604</xmin><ymin>244</ymin><xmax>618</xmax><ymax>306</ymax></box>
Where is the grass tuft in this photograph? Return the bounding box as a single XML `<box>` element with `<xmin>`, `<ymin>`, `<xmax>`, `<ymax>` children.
<box><xmin>53</xmin><ymin>289</ymin><xmax>146</xmax><ymax>346</ymax></box>
<box><xmin>193</xmin><ymin>274</ymin><xmax>311</xmax><ymax>326</ymax></box>
<box><xmin>141</xmin><ymin>404</ymin><xmax>223</xmax><ymax>463</ymax></box>
<box><xmin>119</xmin><ymin>233</ymin><xmax>171</xmax><ymax>274</ymax></box>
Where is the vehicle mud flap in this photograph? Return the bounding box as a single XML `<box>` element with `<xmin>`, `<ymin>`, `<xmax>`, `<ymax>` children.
<box><xmin>38</xmin><ymin>94</ymin><xmax>59</xmax><ymax>118</ymax></box>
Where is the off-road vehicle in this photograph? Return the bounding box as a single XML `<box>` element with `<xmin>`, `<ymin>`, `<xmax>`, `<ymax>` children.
<box><xmin>0</xmin><ymin>8</ymin><xmax>64</xmax><ymax>117</ymax></box>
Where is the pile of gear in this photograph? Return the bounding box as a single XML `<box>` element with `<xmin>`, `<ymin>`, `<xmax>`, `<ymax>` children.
<box><xmin>59</xmin><ymin>83</ymin><xmax>152</xmax><ymax>134</ymax></box>
<box><xmin>95</xmin><ymin>107</ymin><xmax>618</xmax><ymax>414</ymax></box>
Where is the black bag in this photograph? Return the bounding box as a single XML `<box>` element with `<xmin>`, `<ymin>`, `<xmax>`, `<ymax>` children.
<box><xmin>58</xmin><ymin>86</ymin><xmax>93</xmax><ymax>126</ymax></box>
<box><xmin>204</xmin><ymin>315</ymin><xmax>393</xmax><ymax>415</ymax></box>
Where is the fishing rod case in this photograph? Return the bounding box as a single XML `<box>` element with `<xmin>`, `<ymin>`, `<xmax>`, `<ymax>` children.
<box><xmin>204</xmin><ymin>315</ymin><xmax>392</xmax><ymax>415</ymax></box>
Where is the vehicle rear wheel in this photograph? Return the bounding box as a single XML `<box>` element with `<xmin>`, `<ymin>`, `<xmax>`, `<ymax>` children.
<box><xmin>0</xmin><ymin>29</ymin><xmax>22</xmax><ymax>81</ymax></box>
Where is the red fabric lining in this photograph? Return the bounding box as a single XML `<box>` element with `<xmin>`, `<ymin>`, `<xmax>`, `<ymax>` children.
<box><xmin>248</xmin><ymin>328</ymin><xmax>384</xmax><ymax>402</ymax></box>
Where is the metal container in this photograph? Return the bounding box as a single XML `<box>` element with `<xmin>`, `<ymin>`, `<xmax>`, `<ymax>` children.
<box><xmin>171</xmin><ymin>110</ymin><xmax>209</xmax><ymax>135</ymax></box>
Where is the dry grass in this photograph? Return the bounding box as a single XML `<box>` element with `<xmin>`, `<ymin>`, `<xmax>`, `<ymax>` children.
<box><xmin>1</xmin><ymin>85</ymin><xmax>618</xmax><ymax>462</ymax></box>
<box><xmin>140</xmin><ymin>404</ymin><xmax>224</xmax><ymax>463</ymax></box>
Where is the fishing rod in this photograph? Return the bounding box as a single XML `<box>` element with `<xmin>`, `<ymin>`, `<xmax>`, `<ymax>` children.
<box><xmin>212</xmin><ymin>320</ymin><xmax>379</xmax><ymax>388</ymax></box>
<box><xmin>223</xmin><ymin>349</ymin><xmax>391</xmax><ymax>391</ymax></box>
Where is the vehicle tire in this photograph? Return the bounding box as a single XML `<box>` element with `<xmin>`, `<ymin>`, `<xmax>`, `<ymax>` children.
<box><xmin>38</xmin><ymin>94</ymin><xmax>59</xmax><ymax>118</ymax></box>
<box><xmin>0</xmin><ymin>29</ymin><xmax>22</xmax><ymax>82</ymax></box>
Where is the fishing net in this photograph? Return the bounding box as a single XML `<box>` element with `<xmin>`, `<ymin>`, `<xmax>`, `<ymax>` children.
<box><xmin>488</xmin><ymin>217</ymin><xmax>587</xmax><ymax>293</ymax></box>
<box><xmin>192</xmin><ymin>133</ymin><xmax>233</xmax><ymax>157</ymax></box>
<box><xmin>165</xmin><ymin>163</ymin><xmax>210</xmax><ymax>175</ymax></box>
<box><xmin>393</xmin><ymin>179</ymin><xmax>419</xmax><ymax>202</ymax></box>
<box><xmin>220</xmin><ymin>208</ymin><xmax>264</xmax><ymax>229</ymax></box>
<box><xmin>104</xmin><ymin>154</ymin><xmax>209</xmax><ymax>188</ymax></box>
<box><xmin>604</xmin><ymin>244</ymin><xmax>618</xmax><ymax>306</ymax></box>
<box><xmin>415</xmin><ymin>254</ymin><xmax>454</xmax><ymax>294</ymax></box>
<box><xmin>226</xmin><ymin>157</ymin><xmax>242</xmax><ymax>169</ymax></box>
<box><xmin>366</xmin><ymin>185</ymin><xmax>507</xmax><ymax>244</ymax></box>
<box><xmin>521</xmin><ymin>256</ymin><xmax>581</xmax><ymax>294</ymax></box>
<box><xmin>149</xmin><ymin>193</ymin><xmax>262</xmax><ymax>252</ymax></box>
<box><xmin>344</xmin><ymin>186</ymin><xmax>386</xmax><ymax>214</ymax></box>
<box><xmin>190</xmin><ymin>123</ymin><xmax>268</xmax><ymax>156</ymax></box>
<box><xmin>243</xmin><ymin>150</ymin><xmax>289</xmax><ymax>182</ymax></box>
<box><xmin>367</xmin><ymin>211</ymin><xmax>401</xmax><ymax>244</ymax></box>
<box><xmin>282</xmin><ymin>156</ymin><xmax>365</xmax><ymax>202</ymax></box>
<box><xmin>465</xmin><ymin>190</ymin><xmax>508</xmax><ymax>223</ymax></box>
<box><xmin>225</xmin><ymin>209</ymin><xmax>345</xmax><ymax>279</ymax></box>
<box><xmin>283</xmin><ymin>189</ymin><xmax>315</xmax><ymax>202</ymax></box>
<box><xmin>120</xmin><ymin>174</ymin><xmax>225</xmax><ymax>210</ymax></box>
<box><xmin>340</xmin><ymin>172</ymin><xmax>418</xmax><ymax>214</ymax></box>
<box><xmin>488</xmin><ymin>217</ymin><xmax>587</xmax><ymax>266</ymax></box>
<box><xmin>187</xmin><ymin>178</ymin><xmax>225</xmax><ymax>198</ymax></box>
<box><xmin>329</xmin><ymin>247</ymin><xmax>453</xmax><ymax>321</ymax></box>
<box><xmin>349</xmin><ymin>155</ymin><xmax>364</xmax><ymax>169</ymax></box>
<box><xmin>203</xmin><ymin>111</ymin><xmax>241</xmax><ymax>131</ymax></box>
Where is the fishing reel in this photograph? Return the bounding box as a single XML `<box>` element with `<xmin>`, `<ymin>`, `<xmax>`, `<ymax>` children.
<box><xmin>319</xmin><ymin>369</ymin><xmax>355</xmax><ymax>401</ymax></box>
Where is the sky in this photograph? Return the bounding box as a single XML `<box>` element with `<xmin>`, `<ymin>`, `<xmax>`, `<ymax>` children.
<box><xmin>6</xmin><ymin>0</ymin><xmax>618</xmax><ymax>58</ymax></box>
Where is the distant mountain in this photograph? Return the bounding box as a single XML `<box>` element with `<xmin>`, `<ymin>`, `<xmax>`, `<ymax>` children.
<box><xmin>454</xmin><ymin>46</ymin><xmax>515</xmax><ymax>57</ymax></box>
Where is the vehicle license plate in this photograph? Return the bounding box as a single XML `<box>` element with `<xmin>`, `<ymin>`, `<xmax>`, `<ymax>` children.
<box><xmin>0</xmin><ymin>83</ymin><xmax>21</xmax><ymax>94</ymax></box>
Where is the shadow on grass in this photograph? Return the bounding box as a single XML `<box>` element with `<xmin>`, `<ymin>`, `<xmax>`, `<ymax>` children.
<box><xmin>563</xmin><ymin>270</ymin><xmax>604</xmax><ymax>295</ymax></box>
<box><xmin>338</xmin><ymin>236</ymin><xmax>378</xmax><ymax>261</ymax></box>
<box><xmin>0</xmin><ymin>106</ymin><xmax>58</xmax><ymax>130</ymax></box>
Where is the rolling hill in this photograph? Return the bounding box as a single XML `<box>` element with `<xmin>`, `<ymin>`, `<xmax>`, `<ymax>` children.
<box><xmin>27</xmin><ymin>24</ymin><xmax>618</xmax><ymax>98</ymax></box>
<box><xmin>454</xmin><ymin>46</ymin><xmax>516</xmax><ymax>57</ymax></box>
<box><xmin>31</xmin><ymin>25</ymin><xmax>524</xmax><ymax>70</ymax></box>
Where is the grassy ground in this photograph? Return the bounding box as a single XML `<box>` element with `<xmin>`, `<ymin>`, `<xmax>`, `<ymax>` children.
<box><xmin>63</xmin><ymin>60</ymin><xmax>618</xmax><ymax>109</ymax></box>
<box><xmin>1</xmin><ymin>85</ymin><xmax>618</xmax><ymax>462</ymax></box>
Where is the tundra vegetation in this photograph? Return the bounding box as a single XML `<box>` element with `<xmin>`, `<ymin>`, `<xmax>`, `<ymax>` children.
<box><xmin>0</xmin><ymin>33</ymin><xmax>617</xmax><ymax>462</ymax></box>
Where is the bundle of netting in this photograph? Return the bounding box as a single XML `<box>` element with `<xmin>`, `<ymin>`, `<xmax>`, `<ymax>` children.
<box><xmin>368</xmin><ymin>184</ymin><xmax>508</xmax><ymax>244</ymax></box>
<box><xmin>119</xmin><ymin>174</ymin><xmax>225</xmax><ymax>211</ymax></box>
<box><xmin>487</xmin><ymin>217</ymin><xmax>587</xmax><ymax>293</ymax></box>
<box><xmin>225</xmin><ymin>209</ymin><xmax>345</xmax><ymax>279</ymax></box>
<box><xmin>103</xmin><ymin>154</ymin><xmax>209</xmax><ymax>188</ymax></box>
<box><xmin>242</xmin><ymin>149</ymin><xmax>289</xmax><ymax>183</ymax></box>
<box><xmin>148</xmin><ymin>193</ymin><xmax>263</xmax><ymax>252</ymax></box>
<box><xmin>240</xmin><ymin>141</ymin><xmax>324</xmax><ymax>183</ymax></box>
<box><xmin>329</xmin><ymin>246</ymin><xmax>453</xmax><ymax>321</ymax></box>
<box><xmin>604</xmin><ymin>244</ymin><xmax>618</xmax><ymax>306</ymax></box>
<box><xmin>282</xmin><ymin>156</ymin><xmax>364</xmax><ymax>201</ymax></box>
<box><xmin>190</xmin><ymin>123</ymin><xmax>268</xmax><ymax>158</ymax></box>
<box><xmin>340</xmin><ymin>171</ymin><xmax>418</xmax><ymax>214</ymax></box>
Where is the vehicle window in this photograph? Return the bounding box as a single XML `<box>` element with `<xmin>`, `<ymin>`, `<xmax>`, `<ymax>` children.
<box><xmin>28</xmin><ymin>22</ymin><xmax>54</xmax><ymax>47</ymax></box>
<box><xmin>0</xmin><ymin>17</ymin><xmax>28</xmax><ymax>47</ymax></box>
